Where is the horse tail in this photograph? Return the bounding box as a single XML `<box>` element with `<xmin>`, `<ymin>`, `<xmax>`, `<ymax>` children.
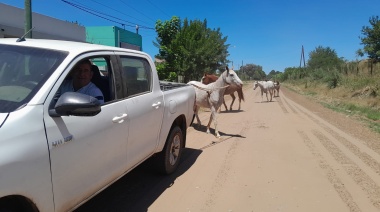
<box><xmin>238</xmin><ymin>87</ymin><xmax>245</xmax><ymax>101</ymax></box>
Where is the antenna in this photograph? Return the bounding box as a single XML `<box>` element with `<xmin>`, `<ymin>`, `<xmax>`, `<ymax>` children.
<box><xmin>16</xmin><ymin>27</ymin><xmax>35</xmax><ymax>42</ymax></box>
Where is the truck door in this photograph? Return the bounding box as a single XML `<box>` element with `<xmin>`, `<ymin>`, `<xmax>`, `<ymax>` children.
<box><xmin>43</xmin><ymin>54</ymin><xmax>129</xmax><ymax>212</ymax></box>
<box><xmin>118</xmin><ymin>55</ymin><xmax>164</xmax><ymax>168</ymax></box>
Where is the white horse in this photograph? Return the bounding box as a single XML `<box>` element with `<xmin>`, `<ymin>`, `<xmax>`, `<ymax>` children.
<box><xmin>253</xmin><ymin>80</ymin><xmax>275</xmax><ymax>102</ymax></box>
<box><xmin>201</xmin><ymin>72</ymin><xmax>245</xmax><ymax>111</ymax></box>
<box><xmin>188</xmin><ymin>66</ymin><xmax>243</xmax><ymax>138</ymax></box>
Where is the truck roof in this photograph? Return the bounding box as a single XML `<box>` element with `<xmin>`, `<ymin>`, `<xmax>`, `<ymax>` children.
<box><xmin>0</xmin><ymin>38</ymin><xmax>148</xmax><ymax>58</ymax></box>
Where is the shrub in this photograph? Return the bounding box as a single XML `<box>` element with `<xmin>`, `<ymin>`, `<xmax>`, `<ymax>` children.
<box><xmin>324</xmin><ymin>70</ymin><xmax>341</xmax><ymax>89</ymax></box>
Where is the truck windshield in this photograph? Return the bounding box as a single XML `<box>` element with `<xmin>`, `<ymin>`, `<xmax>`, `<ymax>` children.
<box><xmin>0</xmin><ymin>44</ymin><xmax>68</xmax><ymax>113</ymax></box>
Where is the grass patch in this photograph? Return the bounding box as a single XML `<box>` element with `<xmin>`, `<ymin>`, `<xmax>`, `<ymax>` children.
<box><xmin>341</xmin><ymin>103</ymin><xmax>380</xmax><ymax>121</ymax></box>
<box><xmin>366</xmin><ymin>111</ymin><xmax>380</xmax><ymax>121</ymax></box>
<box><xmin>320</xmin><ymin>101</ymin><xmax>380</xmax><ymax>133</ymax></box>
<box><xmin>304</xmin><ymin>91</ymin><xmax>317</xmax><ymax>96</ymax></box>
<box><xmin>369</xmin><ymin>122</ymin><xmax>380</xmax><ymax>134</ymax></box>
<box><xmin>322</xmin><ymin>101</ymin><xmax>380</xmax><ymax>121</ymax></box>
<box><xmin>320</xmin><ymin>102</ymin><xmax>352</xmax><ymax>115</ymax></box>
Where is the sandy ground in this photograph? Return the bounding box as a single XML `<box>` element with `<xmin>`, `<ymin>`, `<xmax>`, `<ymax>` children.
<box><xmin>76</xmin><ymin>82</ymin><xmax>380</xmax><ymax>212</ymax></box>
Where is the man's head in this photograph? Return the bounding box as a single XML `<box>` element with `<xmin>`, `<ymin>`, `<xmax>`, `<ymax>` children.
<box><xmin>72</xmin><ymin>60</ymin><xmax>93</xmax><ymax>91</ymax></box>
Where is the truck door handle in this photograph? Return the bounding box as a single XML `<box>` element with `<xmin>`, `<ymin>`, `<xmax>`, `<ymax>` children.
<box><xmin>112</xmin><ymin>113</ymin><xmax>128</xmax><ymax>123</ymax></box>
<box><xmin>152</xmin><ymin>102</ymin><xmax>161</xmax><ymax>109</ymax></box>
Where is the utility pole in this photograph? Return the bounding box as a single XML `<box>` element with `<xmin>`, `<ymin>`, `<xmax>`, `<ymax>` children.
<box><xmin>300</xmin><ymin>45</ymin><xmax>306</xmax><ymax>67</ymax></box>
<box><xmin>25</xmin><ymin>0</ymin><xmax>32</xmax><ymax>38</ymax></box>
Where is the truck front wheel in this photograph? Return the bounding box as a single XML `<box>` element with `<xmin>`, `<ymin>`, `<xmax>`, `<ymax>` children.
<box><xmin>157</xmin><ymin>126</ymin><xmax>184</xmax><ymax>174</ymax></box>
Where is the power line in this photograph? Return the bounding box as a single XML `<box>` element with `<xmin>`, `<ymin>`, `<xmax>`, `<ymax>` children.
<box><xmin>61</xmin><ymin>0</ymin><xmax>154</xmax><ymax>30</ymax></box>
<box><xmin>89</xmin><ymin>0</ymin><xmax>153</xmax><ymax>26</ymax></box>
<box><xmin>118</xmin><ymin>0</ymin><xmax>156</xmax><ymax>23</ymax></box>
<box><xmin>144</xmin><ymin>0</ymin><xmax>171</xmax><ymax>19</ymax></box>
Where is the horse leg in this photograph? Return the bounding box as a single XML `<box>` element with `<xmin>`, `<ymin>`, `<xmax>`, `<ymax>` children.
<box><xmin>210</xmin><ymin>106</ymin><xmax>220</xmax><ymax>138</ymax></box>
<box><xmin>229</xmin><ymin>93</ymin><xmax>236</xmax><ymax>110</ymax></box>
<box><xmin>206</xmin><ymin>113</ymin><xmax>212</xmax><ymax>134</ymax></box>
<box><xmin>194</xmin><ymin>106</ymin><xmax>201</xmax><ymax>128</ymax></box>
<box><xmin>222</xmin><ymin>97</ymin><xmax>228</xmax><ymax>111</ymax></box>
<box><xmin>270</xmin><ymin>90</ymin><xmax>273</xmax><ymax>101</ymax></box>
<box><xmin>237</xmin><ymin>88</ymin><xmax>244</xmax><ymax>110</ymax></box>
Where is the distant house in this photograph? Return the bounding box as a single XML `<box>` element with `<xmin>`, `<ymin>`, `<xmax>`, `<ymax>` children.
<box><xmin>154</xmin><ymin>58</ymin><xmax>166</xmax><ymax>63</ymax></box>
<box><xmin>0</xmin><ymin>3</ymin><xmax>142</xmax><ymax>52</ymax></box>
<box><xmin>86</xmin><ymin>26</ymin><xmax>142</xmax><ymax>51</ymax></box>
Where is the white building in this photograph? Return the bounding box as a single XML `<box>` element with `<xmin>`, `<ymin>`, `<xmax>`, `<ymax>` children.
<box><xmin>0</xmin><ymin>3</ymin><xmax>85</xmax><ymax>42</ymax></box>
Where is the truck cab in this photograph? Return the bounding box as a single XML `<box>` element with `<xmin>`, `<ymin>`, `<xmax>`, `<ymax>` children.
<box><xmin>0</xmin><ymin>38</ymin><xmax>195</xmax><ymax>212</ymax></box>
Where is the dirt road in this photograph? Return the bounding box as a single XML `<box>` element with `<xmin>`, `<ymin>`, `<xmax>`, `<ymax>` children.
<box><xmin>76</xmin><ymin>82</ymin><xmax>380</xmax><ymax>212</ymax></box>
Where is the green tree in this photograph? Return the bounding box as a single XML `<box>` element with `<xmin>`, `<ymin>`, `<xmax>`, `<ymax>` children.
<box><xmin>282</xmin><ymin>67</ymin><xmax>305</xmax><ymax>80</ymax></box>
<box><xmin>239</xmin><ymin>64</ymin><xmax>265</xmax><ymax>80</ymax></box>
<box><xmin>154</xmin><ymin>17</ymin><xmax>181</xmax><ymax>80</ymax></box>
<box><xmin>306</xmin><ymin>46</ymin><xmax>344</xmax><ymax>88</ymax></box>
<box><xmin>267</xmin><ymin>70</ymin><xmax>282</xmax><ymax>80</ymax></box>
<box><xmin>155</xmin><ymin>17</ymin><xmax>229</xmax><ymax>82</ymax></box>
<box><xmin>154</xmin><ymin>16</ymin><xmax>181</xmax><ymax>60</ymax></box>
<box><xmin>359</xmin><ymin>16</ymin><xmax>380</xmax><ymax>63</ymax></box>
<box><xmin>307</xmin><ymin>46</ymin><xmax>344</xmax><ymax>71</ymax></box>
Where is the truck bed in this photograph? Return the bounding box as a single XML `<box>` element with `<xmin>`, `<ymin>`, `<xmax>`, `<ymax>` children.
<box><xmin>159</xmin><ymin>81</ymin><xmax>191</xmax><ymax>91</ymax></box>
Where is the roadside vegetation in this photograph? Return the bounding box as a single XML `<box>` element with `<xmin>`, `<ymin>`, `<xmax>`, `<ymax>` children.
<box><xmin>275</xmin><ymin>16</ymin><xmax>380</xmax><ymax>134</ymax></box>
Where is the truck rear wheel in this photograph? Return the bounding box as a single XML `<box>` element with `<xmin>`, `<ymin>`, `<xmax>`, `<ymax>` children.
<box><xmin>0</xmin><ymin>196</ymin><xmax>37</xmax><ymax>212</ymax></box>
<box><xmin>157</xmin><ymin>126</ymin><xmax>184</xmax><ymax>174</ymax></box>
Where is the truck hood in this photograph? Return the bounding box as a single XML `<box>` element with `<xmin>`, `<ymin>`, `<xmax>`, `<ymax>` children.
<box><xmin>0</xmin><ymin>113</ymin><xmax>8</xmax><ymax>127</ymax></box>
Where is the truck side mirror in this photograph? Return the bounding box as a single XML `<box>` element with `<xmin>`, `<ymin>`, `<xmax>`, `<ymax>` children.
<box><xmin>49</xmin><ymin>92</ymin><xmax>101</xmax><ymax>117</ymax></box>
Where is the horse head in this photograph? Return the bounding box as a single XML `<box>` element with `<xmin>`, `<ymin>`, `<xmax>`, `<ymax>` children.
<box><xmin>253</xmin><ymin>81</ymin><xmax>259</xmax><ymax>90</ymax></box>
<box><xmin>201</xmin><ymin>73</ymin><xmax>208</xmax><ymax>84</ymax></box>
<box><xmin>222</xmin><ymin>66</ymin><xmax>243</xmax><ymax>88</ymax></box>
<box><xmin>201</xmin><ymin>73</ymin><xmax>217</xmax><ymax>85</ymax></box>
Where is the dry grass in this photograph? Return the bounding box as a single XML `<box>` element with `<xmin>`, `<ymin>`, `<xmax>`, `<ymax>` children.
<box><xmin>283</xmin><ymin>78</ymin><xmax>380</xmax><ymax>133</ymax></box>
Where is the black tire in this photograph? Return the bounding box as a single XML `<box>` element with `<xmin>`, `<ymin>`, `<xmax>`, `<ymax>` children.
<box><xmin>0</xmin><ymin>197</ymin><xmax>36</xmax><ymax>212</ymax></box>
<box><xmin>156</xmin><ymin>126</ymin><xmax>184</xmax><ymax>174</ymax></box>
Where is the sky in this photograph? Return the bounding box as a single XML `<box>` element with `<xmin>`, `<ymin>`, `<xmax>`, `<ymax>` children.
<box><xmin>1</xmin><ymin>0</ymin><xmax>379</xmax><ymax>74</ymax></box>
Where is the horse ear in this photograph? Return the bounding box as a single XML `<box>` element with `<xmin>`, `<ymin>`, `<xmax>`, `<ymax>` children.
<box><xmin>225</xmin><ymin>66</ymin><xmax>229</xmax><ymax>74</ymax></box>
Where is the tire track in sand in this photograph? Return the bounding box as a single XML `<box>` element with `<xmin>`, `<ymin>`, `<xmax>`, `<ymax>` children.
<box><xmin>298</xmin><ymin>130</ymin><xmax>361</xmax><ymax>212</ymax></box>
<box><xmin>283</xmin><ymin>94</ymin><xmax>380</xmax><ymax>177</ymax></box>
<box><xmin>312</xmin><ymin>130</ymin><xmax>380</xmax><ymax>210</ymax></box>
<box><xmin>274</xmin><ymin>96</ymin><xmax>289</xmax><ymax>114</ymax></box>
<box><xmin>200</xmin><ymin>121</ymin><xmax>250</xmax><ymax>211</ymax></box>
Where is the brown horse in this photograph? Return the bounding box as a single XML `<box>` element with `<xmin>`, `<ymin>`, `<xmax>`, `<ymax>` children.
<box><xmin>201</xmin><ymin>73</ymin><xmax>245</xmax><ymax>111</ymax></box>
<box><xmin>273</xmin><ymin>80</ymin><xmax>280</xmax><ymax>97</ymax></box>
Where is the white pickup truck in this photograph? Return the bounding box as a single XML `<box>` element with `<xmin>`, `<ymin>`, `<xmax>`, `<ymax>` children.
<box><xmin>0</xmin><ymin>38</ymin><xmax>195</xmax><ymax>212</ymax></box>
